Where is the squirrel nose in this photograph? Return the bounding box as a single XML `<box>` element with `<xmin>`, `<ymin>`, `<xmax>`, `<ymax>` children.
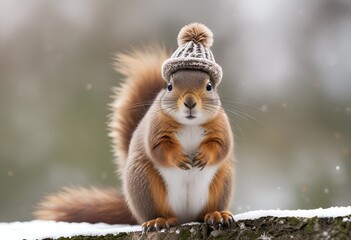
<box><xmin>184</xmin><ymin>96</ymin><xmax>196</xmax><ymax>110</ymax></box>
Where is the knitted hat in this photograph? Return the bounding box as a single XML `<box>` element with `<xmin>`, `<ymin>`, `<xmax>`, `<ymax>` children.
<box><xmin>162</xmin><ymin>23</ymin><xmax>223</xmax><ymax>84</ymax></box>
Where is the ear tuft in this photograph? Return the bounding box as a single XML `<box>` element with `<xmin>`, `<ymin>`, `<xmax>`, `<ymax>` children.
<box><xmin>177</xmin><ymin>23</ymin><xmax>214</xmax><ymax>48</ymax></box>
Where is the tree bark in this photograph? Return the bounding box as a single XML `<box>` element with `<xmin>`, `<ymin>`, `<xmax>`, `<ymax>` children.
<box><xmin>45</xmin><ymin>215</ymin><xmax>351</xmax><ymax>239</ymax></box>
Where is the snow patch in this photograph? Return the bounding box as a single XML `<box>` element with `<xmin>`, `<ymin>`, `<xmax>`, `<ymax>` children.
<box><xmin>0</xmin><ymin>220</ymin><xmax>141</xmax><ymax>240</ymax></box>
<box><xmin>234</xmin><ymin>206</ymin><xmax>351</xmax><ymax>221</ymax></box>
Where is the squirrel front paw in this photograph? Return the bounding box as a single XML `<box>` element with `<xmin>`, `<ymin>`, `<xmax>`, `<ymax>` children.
<box><xmin>142</xmin><ymin>217</ymin><xmax>178</xmax><ymax>232</ymax></box>
<box><xmin>193</xmin><ymin>151</ymin><xmax>208</xmax><ymax>170</ymax></box>
<box><xmin>204</xmin><ymin>211</ymin><xmax>235</xmax><ymax>230</ymax></box>
<box><xmin>175</xmin><ymin>154</ymin><xmax>192</xmax><ymax>170</ymax></box>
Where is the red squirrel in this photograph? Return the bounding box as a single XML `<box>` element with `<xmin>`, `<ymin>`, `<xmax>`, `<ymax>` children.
<box><xmin>34</xmin><ymin>23</ymin><xmax>235</xmax><ymax>231</ymax></box>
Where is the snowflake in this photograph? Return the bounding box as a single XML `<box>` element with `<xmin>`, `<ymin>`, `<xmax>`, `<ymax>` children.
<box><xmin>260</xmin><ymin>105</ymin><xmax>268</xmax><ymax>113</ymax></box>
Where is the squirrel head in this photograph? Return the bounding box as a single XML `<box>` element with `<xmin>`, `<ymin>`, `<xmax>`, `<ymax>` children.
<box><xmin>160</xmin><ymin>23</ymin><xmax>223</xmax><ymax>125</ymax></box>
<box><xmin>161</xmin><ymin>69</ymin><xmax>221</xmax><ymax>125</ymax></box>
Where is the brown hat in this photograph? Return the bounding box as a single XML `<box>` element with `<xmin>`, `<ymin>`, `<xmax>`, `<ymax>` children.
<box><xmin>162</xmin><ymin>23</ymin><xmax>223</xmax><ymax>84</ymax></box>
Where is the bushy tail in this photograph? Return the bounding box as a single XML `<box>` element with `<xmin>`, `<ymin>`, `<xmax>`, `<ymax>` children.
<box><xmin>34</xmin><ymin>186</ymin><xmax>136</xmax><ymax>224</ymax></box>
<box><xmin>34</xmin><ymin>46</ymin><xmax>168</xmax><ymax>224</ymax></box>
<box><xmin>109</xmin><ymin>46</ymin><xmax>168</xmax><ymax>170</ymax></box>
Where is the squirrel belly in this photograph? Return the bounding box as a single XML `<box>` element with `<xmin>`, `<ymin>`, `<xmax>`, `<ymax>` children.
<box><xmin>163</xmin><ymin>124</ymin><xmax>217</xmax><ymax>223</ymax></box>
<box><xmin>157</xmin><ymin>165</ymin><xmax>220</xmax><ymax>224</ymax></box>
<box><xmin>156</xmin><ymin>117</ymin><xmax>224</xmax><ymax>223</ymax></box>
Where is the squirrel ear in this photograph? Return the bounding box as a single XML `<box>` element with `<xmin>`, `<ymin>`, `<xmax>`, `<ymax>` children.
<box><xmin>177</xmin><ymin>23</ymin><xmax>214</xmax><ymax>48</ymax></box>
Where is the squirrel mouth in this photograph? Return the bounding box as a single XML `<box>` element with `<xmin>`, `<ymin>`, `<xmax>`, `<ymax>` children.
<box><xmin>186</xmin><ymin>115</ymin><xmax>196</xmax><ymax>119</ymax></box>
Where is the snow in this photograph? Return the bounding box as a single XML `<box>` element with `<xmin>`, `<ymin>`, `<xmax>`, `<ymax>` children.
<box><xmin>1</xmin><ymin>206</ymin><xmax>350</xmax><ymax>240</ymax></box>
<box><xmin>0</xmin><ymin>220</ymin><xmax>141</xmax><ymax>240</ymax></box>
<box><xmin>234</xmin><ymin>206</ymin><xmax>351</xmax><ymax>221</ymax></box>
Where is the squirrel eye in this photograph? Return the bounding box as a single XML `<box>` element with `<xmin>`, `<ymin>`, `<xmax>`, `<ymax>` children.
<box><xmin>206</xmin><ymin>82</ymin><xmax>212</xmax><ymax>92</ymax></box>
<box><xmin>167</xmin><ymin>83</ymin><xmax>173</xmax><ymax>92</ymax></box>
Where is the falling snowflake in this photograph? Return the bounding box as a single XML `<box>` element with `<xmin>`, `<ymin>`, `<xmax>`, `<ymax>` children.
<box><xmin>260</xmin><ymin>105</ymin><xmax>268</xmax><ymax>113</ymax></box>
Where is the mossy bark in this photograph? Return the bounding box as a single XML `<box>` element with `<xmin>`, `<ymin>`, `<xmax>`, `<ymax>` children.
<box><xmin>48</xmin><ymin>215</ymin><xmax>350</xmax><ymax>240</ymax></box>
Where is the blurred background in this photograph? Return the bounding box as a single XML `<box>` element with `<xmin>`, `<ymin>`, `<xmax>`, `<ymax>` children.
<box><xmin>1</xmin><ymin>0</ymin><xmax>350</xmax><ymax>222</ymax></box>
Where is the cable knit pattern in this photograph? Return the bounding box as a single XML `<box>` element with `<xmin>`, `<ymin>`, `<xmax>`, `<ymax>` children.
<box><xmin>162</xmin><ymin>23</ymin><xmax>223</xmax><ymax>84</ymax></box>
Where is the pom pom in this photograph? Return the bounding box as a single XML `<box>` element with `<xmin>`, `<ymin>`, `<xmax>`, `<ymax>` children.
<box><xmin>177</xmin><ymin>23</ymin><xmax>214</xmax><ymax>48</ymax></box>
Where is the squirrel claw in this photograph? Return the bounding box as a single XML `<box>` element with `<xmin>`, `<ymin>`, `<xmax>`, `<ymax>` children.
<box><xmin>204</xmin><ymin>211</ymin><xmax>235</xmax><ymax>230</ymax></box>
<box><xmin>177</xmin><ymin>155</ymin><xmax>192</xmax><ymax>170</ymax></box>
<box><xmin>193</xmin><ymin>152</ymin><xmax>208</xmax><ymax>170</ymax></box>
<box><xmin>193</xmin><ymin>159</ymin><xmax>207</xmax><ymax>170</ymax></box>
<box><xmin>178</xmin><ymin>162</ymin><xmax>191</xmax><ymax>170</ymax></box>
<box><xmin>142</xmin><ymin>217</ymin><xmax>178</xmax><ymax>232</ymax></box>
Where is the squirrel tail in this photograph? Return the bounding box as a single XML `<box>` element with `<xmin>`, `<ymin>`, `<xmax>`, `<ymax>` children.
<box><xmin>34</xmin><ymin>46</ymin><xmax>168</xmax><ymax>224</ymax></box>
<box><xmin>33</xmin><ymin>186</ymin><xmax>136</xmax><ymax>224</ymax></box>
<box><xmin>109</xmin><ymin>45</ymin><xmax>168</xmax><ymax>170</ymax></box>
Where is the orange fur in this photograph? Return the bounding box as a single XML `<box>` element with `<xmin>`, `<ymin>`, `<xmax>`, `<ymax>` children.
<box><xmin>34</xmin><ymin>186</ymin><xmax>135</xmax><ymax>224</ymax></box>
<box><xmin>200</xmin><ymin>160</ymin><xmax>234</xmax><ymax>219</ymax></box>
<box><xmin>147</xmin><ymin>164</ymin><xmax>174</xmax><ymax>218</ymax></box>
<box><xmin>146</xmin><ymin>112</ymin><xmax>191</xmax><ymax>168</ymax></box>
<box><xmin>199</xmin><ymin>111</ymin><xmax>234</xmax><ymax>166</ymax></box>
<box><xmin>109</xmin><ymin>46</ymin><xmax>168</xmax><ymax>172</ymax></box>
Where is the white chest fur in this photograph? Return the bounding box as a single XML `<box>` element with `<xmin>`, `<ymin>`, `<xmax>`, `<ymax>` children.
<box><xmin>157</xmin><ymin>125</ymin><xmax>218</xmax><ymax>223</ymax></box>
<box><xmin>175</xmin><ymin>125</ymin><xmax>205</xmax><ymax>159</ymax></box>
<box><xmin>157</xmin><ymin>165</ymin><xmax>219</xmax><ymax>223</ymax></box>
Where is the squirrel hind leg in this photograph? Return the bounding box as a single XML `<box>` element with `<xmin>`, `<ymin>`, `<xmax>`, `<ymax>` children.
<box><xmin>141</xmin><ymin>217</ymin><xmax>178</xmax><ymax>232</ymax></box>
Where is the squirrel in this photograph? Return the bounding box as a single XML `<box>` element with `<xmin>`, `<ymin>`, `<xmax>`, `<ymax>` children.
<box><xmin>34</xmin><ymin>23</ymin><xmax>235</xmax><ymax>231</ymax></box>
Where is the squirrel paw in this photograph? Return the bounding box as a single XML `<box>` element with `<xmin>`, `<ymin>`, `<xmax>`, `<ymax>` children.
<box><xmin>142</xmin><ymin>217</ymin><xmax>178</xmax><ymax>232</ymax></box>
<box><xmin>176</xmin><ymin>154</ymin><xmax>192</xmax><ymax>170</ymax></box>
<box><xmin>204</xmin><ymin>211</ymin><xmax>235</xmax><ymax>230</ymax></box>
<box><xmin>193</xmin><ymin>152</ymin><xmax>208</xmax><ymax>170</ymax></box>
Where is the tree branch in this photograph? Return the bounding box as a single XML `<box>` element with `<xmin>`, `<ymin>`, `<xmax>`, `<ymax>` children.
<box><xmin>47</xmin><ymin>215</ymin><xmax>351</xmax><ymax>239</ymax></box>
